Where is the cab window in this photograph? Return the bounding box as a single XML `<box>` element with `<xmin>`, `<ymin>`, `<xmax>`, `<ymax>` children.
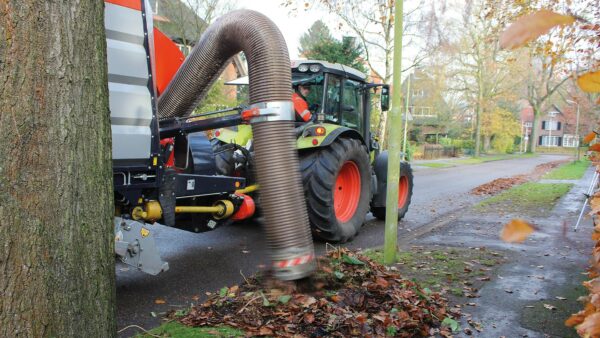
<box><xmin>324</xmin><ymin>75</ymin><xmax>341</xmax><ymax>123</ymax></box>
<box><xmin>341</xmin><ymin>79</ymin><xmax>363</xmax><ymax>131</ymax></box>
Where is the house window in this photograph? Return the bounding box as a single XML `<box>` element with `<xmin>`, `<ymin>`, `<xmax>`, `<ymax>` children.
<box><xmin>562</xmin><ymin>134</ymin><xmax>579</xmax><ymax>148</ymax></box>
<box><xmin>524</xmin><ymin>122</ymin><xmax>532</xmax><ymax>128</ymax></box>
<box><xmin>542</xmin><ymin>120</ymin><xmax>561</xmax><ymax>131</ymax></box>
<box><xmin>539</xmin><ymin>135</ymin><xmax>561</xmax><ymax>146</ymax></box>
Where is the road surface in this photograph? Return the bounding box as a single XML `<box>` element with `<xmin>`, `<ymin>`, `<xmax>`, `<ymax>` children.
<box><xmin>116</xmin><ymin>154</ymin><xmax>569</xmax><ymax>336</ymax></box>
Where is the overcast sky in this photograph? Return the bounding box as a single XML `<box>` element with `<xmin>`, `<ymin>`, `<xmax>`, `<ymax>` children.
<box><xmin>235</xmin><ymin>0</ymin><xmax>340</xmax><ymax>59</ymax></box>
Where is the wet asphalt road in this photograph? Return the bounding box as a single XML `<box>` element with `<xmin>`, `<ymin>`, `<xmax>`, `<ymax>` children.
<box><xmin>116</xmin><ymin>154</ymin><xmax>569</xmax><ymax>336</ymax></box>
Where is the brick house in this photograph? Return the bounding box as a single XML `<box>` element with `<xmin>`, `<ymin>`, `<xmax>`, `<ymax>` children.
<box><xmin>520</xmin><ymin>104</ymin><xmax>578</xmax><ymax>147</ymax></box>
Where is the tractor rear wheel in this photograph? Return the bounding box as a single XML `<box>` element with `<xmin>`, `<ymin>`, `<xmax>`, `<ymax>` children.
<box><xmin>299</xmin><ymin>138</ymin><xmax>371</xmax><ymax>243</ymax></box>
<box><xmin>371</xmin><ymin>161</ymin><xmax>413</xmax><ymax>220</ymax></box>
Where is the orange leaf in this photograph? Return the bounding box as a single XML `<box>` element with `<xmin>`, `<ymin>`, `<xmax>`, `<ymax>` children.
<box><xmin>565</xmin><ymin>312</ymin><xmax>586</xmax><ymax>327</ymax></box>
<box><xmin>154</xmin><ymin>299</ymin><xmax>166</xmax><ymax>304</ymax></box>
<box><xmin>499</xmin><ymin>10</ymin><xmax>576</xmax><ymax>50</ymax></box>
<box><xmin>578</xmin><ymin>70</ymin><xmax>600</xmax><ymax>93</ymax></box>
<box><xmin>590</xmin><ymin>144</ymin><xmax>600</xmax><ymax>152</ymax></box>
<box><xmin>500</xmin><ymin>219</ymin><xmax>535</xmax><ymax>243</ymax></box>
<box><xmin>592</xmin><ymin>231</ymin><xmax>600</xmax><ymax>241</ymax></box>
<box><xmin>577</xmin><ymin>312</ymin><xmax>600</xmax><ymax>336</ymax></box>
<box><xmin>584</xmin><ymin>132</ymin><xmax>597</xmax><ymax>145</ymax></box>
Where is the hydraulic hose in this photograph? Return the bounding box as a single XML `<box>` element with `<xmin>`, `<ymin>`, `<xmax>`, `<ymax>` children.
<box><xmin>157</xmin><ymin>10</ymin><xmax>315</xmax><ymax>280</ymax></box>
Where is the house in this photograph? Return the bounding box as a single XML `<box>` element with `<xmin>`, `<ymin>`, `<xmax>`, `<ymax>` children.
<box><xmin>520</xmin><ymin>104</ymin><xmax>578</xmax><ymax>148</ymax></box>
<box><xmin>149</xmin><ymin>0</ymin><xmax>247</xmax><ymax>100</ymax></box>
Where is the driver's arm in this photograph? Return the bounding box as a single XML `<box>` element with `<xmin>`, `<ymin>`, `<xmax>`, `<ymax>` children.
<box><xmin>292</xmin><ymin>93</ymin><xmax>312</xmax><ymax>122</ymax></box>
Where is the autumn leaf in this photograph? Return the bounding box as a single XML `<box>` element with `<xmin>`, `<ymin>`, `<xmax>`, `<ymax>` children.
<box><xmin>577</xmin><ymin>312</ymin><xmax>600</xmax><ymax>337</ymax></box>
<box><xmin>577</xmin><ymin>70</ymin><xmax>600</xmax><ymax>93</ymax></box>
<box><xmin>584</xmin><ymin>132</ymin><xmax>597</xmax><ymax>145</ymax></box>
<box><xmin>499</xmin><ymin>10</ymin><xmax>576</xmax><ymax>50</ymax></box>
<box><xmin>590</xmin><ymin>144</ymin><xmax>600</xmax><ymax>152</ymax></box>
<box><xmin>500</xmin><ymin>219</ymin><xmax>535</xmax><ymax>243</ymax></box>
<box><xmin>154</xmin><ymin>299</ymin><xmax>166</xmax><ymax>304</ymax></box>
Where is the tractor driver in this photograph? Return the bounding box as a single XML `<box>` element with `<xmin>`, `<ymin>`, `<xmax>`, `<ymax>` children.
<box><xmin>292</xmin><ymin>84</ymin><xmax>313</xmax><ymax>122</ymax></box>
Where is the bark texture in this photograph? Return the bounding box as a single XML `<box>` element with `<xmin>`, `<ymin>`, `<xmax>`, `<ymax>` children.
<box><xmin>0</xmin><ymin>1</ymin><xmax>115</xmax><ymax>337</ymax></box>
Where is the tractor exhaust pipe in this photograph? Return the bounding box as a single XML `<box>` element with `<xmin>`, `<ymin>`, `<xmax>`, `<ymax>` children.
<box><xmin>157</xmin><ymin>10</ymin><xmax>315</xmax><ymax>280</ymax></box>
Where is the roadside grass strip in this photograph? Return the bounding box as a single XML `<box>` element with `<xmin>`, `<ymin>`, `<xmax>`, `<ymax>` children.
<box><xmin>542</xmin><ymin>159</ymin><xmax>590</xmax><ymax>180</ymax></box>
<box><xmin>137</xmin><ymin>322</ymin><xmax>243</xmax><ymax>337</ymax></box>
<box><xmin>476</xmin><ymin>182</ymin><xmax>573</xmax><ymax>216</ymax></box>
<box><xmin>419</xmin><ymin>162</ymin><xmax>454</xmax><ymax>168</ymax></box>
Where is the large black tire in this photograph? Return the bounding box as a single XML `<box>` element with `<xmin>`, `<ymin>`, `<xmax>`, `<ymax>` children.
<box><xmin>299</xmin><ymin>138</ymin><xmax>371</xmax><ymax>243</ymax></box>
<box><xmin>371</xmin><ymin>161</ymin><xmax>413</xmax><ymax>220</ymax></box>
<box><xmin>210</xmin><ymin>139</ymin><xmax>235</xmax><ymax>176</ymax></box>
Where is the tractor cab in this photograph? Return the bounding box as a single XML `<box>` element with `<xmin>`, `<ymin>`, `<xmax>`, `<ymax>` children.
<box><xmin>290</xmin><ymin>60</ymin><xmax>390</xmax><ymax>149</ymax></box>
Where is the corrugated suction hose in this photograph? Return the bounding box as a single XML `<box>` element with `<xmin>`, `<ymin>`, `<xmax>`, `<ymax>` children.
<box><xmin>157</xmin><ymin>10</ymin><xmax>315</xmax><ymax>280</ymax></box>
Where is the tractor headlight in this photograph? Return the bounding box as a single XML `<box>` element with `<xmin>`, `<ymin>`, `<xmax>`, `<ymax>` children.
<box><xmin>309</xmin><ymin>64</ymin><xmax>321</xmax><ymax>72</ymax></box>
<box><xmin>298</xmin><ymin>64</ymin><xmax>309</xmax><ymax>72</ymax></box>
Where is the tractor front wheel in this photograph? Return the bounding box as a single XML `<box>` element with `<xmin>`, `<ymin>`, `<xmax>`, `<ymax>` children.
<box><xmin>300</xmin><ymin>138</ymin><xmax>371</xmax><ymax>243</ymax></box>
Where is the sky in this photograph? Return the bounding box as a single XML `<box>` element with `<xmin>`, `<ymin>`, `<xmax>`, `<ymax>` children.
<box><xmin>235</xmin><ymin>0</ymin><xmax>339</xmax><ymax>59</ymax></box>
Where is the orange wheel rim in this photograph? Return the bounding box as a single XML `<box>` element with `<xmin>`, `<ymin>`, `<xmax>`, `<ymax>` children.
<box><xmin>398</xmin><ymin>175</ymin><xmax>409</xmax><ymax>208</ymax></box>
<box><xmin>334</xmin><ymin>161</ymin><xmax>361</xmax><ymax>222</ymax></box>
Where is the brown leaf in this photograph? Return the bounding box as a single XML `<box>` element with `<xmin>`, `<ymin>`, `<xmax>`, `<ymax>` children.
<box><xmin>499</xmin><ymin>10</ymin><xmax>576</xmax><ymax>50</ymax></box>
<box><xmin>578</xmin><ymin>70</ymin><xmax>600</xmax><ymax>93</ymax></box>
<box><xmin>154</xmin><ymin>299</ymin><xmax>166</xmax><ymax>304</ymax></box>
<box><xmin>303</xmin><ymin>313</ymin><xmax>315</xmax><ymax>324</ymax></box>
<box><xmin>258</xmin><ymin>326</ymin><xmax>274</xmax><ymax>336</ymax></box>
<box><xmin>500</xmin><ymin>219</ymin><xmax>535</xmax><ymax>243</ymax></box>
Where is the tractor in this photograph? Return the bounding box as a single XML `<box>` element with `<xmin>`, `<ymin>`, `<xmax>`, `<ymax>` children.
<box><xmin>211</xmin><ymin>60</ymin><xmax>414</xmax><ymax>242</ymax></box>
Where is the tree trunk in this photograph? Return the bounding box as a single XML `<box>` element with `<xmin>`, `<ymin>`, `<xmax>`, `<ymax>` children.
<box><xmin>474</xmin><ymin>103</ymin><xmax>482</xmax><ymax>157</ymax></box>
<box><xmin>0</xmin><ymin>2</ymin><xmax>115</xmax><ymax>337</ymax></box>
<box><xmin>483</xmin><ymin>135</ymin><xmax>491</xmax><ymax>152</ymax></box>
<box><xmin>528</xmin><ymin>104</ymin><xmax>540</xmax><ymax>153</ymax></box>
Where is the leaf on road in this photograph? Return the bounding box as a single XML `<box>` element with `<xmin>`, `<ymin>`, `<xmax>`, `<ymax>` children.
<box><xmin>578</xmin><ymin>313</ymin><xmax>600</xmax><ymax>336</ymax></box>
<box><xmin>500</xmin><ymin>219</ymin><xmax>536</xmax><ymax>243</ymax></box>
<box><xmin>544</xmin><ymin>304</ymin><xmax>557</xmax><ymax>311</ymax></box>
<box><xmin>499</xmin><ymin>10</ymin><xmax>576</xmax><ymax>50</ymax></box>
<box><xmin>154</xmin><ymin>299</ymin><xmax>166</xmax><ymax>304</ymax></box>
<box><xmin>577</xmin><ymin>70</ymin><xmax>600</xmax><ymax>93</ymax></box>
<box><xmin>442</xmin><ymin>317</ymin><xmax>460</xmax><ymax>332</ymax></box>
<box><xmin>556</xmin><ymin>296</ymin><xmax>567</xmax><ymax>300</ymax></box>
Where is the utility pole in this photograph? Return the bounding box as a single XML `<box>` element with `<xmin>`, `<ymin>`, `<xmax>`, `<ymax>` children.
<box><xmin>567</xmin><ymin>99</ymin><xmax>581</xmax><ymax>161</ymax></box>
<box><xmin>384</xmin><ymin>0</ymin><xmax>404</xmax><ymax>265</ymax></box>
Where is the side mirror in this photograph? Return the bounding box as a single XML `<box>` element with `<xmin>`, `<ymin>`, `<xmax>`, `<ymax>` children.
<box><xmin>380</xmin><ymin>85</ymin><xmax>390</xmax><ymax>111</ymax></box>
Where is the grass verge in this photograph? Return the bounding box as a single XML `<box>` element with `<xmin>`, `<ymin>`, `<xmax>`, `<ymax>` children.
<box><xmin>361</xmin><ymin>246</ymin><xmax>504</xmax><ymax>298</ymax></box>
<box><xmin>136</xmin><ymin>321</ymin><xmax>243</xmax><ymax>337</ymax></box>
<box><xmin>419</xmin><ymin>162</ymin><xmax>454</xmax><ymax>168</ymax></box>
<box><xmin>542</xmin><ymin>159</ymin><xmax>590</xmax><ymax>180</ymax></box>
<box><xmin>476</xmin><ymin>182</ymin><xmax>572</xmax><ymax>216</ymax></box>
<box><xmin>449</xmin><ymin>153</ymin><xmax>537</xmax><ymax>165</ymax></box>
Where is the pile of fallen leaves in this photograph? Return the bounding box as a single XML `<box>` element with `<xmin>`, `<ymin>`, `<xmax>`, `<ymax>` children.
<box><xmin>179</xmin><ymin>248</ymin><xmax>456</xmax><ymax>337</ymax></box>
<box><xmin>471</xmin><ymin>176</ymin><xmax>528</xmax><ymax>195</ymax></box>
<box><xmin>471</xmin><ymin>161</ymin><xmax>566</xmax><ymax>195</ymax></box>
<box><xmin>566</xmin><ymin>135</ymin><xmax>600</xmax><ymax>336</ymax></box>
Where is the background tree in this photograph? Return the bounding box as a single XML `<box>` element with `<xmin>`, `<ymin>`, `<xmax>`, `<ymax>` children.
<box><xmin>302</xmin><ymin>34</ymin><xmax>368</xmax><ymax>73</ymax></box>
<box><xmin>0</xmin><ymin>2</ymin><xmax>115</xmax><ymax>336</ymax></box>
<box><xmin>450</xmin><ymin>0</ymin><xmax>524</xmax><ymax>156</ymax></box>
<box><xmin>299</xmin><ymin>20</ymin><xmax>334</xmax><ymax>56</ymax></box>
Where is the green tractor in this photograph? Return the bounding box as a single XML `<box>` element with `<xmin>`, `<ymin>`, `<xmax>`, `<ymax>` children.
<box><xmin>212</xmin><ymin>60</ymin><xmax>413</xmax><ymax>242</ymax></box>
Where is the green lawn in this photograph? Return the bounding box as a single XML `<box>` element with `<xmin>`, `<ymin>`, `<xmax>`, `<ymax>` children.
<box><xmin>476</xmin><ymin>182</ymin><xmax>573</xmax><ymax>216</ymax></box>
<box><xmin>418</xmin><ymin>162</ymin><xmax>454</xmax><ymax>168</ymax></box>
<box><xmin>448</xmin><ymin>153</ymin><xmax>537</xmax><ymax>166</ymax></box>
<box><xmin>542</xmin><ymin>160</ymin><xmax>590</xmax><ymax>180</ymax></box>
<box><xmin>136</xmin><ymin>321</ymin><xmax>243</xmax><ymax>338</ymax></box>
